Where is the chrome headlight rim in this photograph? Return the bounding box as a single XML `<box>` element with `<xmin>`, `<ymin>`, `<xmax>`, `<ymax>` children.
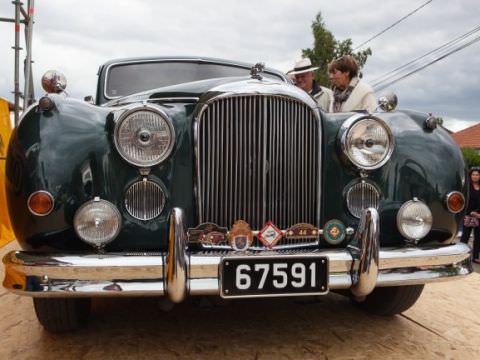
<box><xmin>73</xmin><ymin>198</ymin><xmax>122</xmax><ymax>248</ymax></box>
<box><xmin>396</xmin><ymin>198</ymin><xmax>433</xmax><ymax>241</ymax></box>
<box><xmin>340</xmin><ymin>114</ymin><xmax>395</xmax><ymax>171</ymax></box>
<box><xmin>113</xmin><ymin>104</ymin><xmax>175</xmax><ymax>167</ymax></box>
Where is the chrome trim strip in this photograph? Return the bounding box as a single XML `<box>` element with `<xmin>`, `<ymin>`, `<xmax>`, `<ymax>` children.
<box><xmin>348</xmin><ymin>208</ymin><xmax>380</xmax><ymax>297</ymax></box>
<box><xmin>3</xmin><ymin>242</ymin><xmax>471</xmax><ymax>297</ymax></box>
<box><xmin>105</xmin><ymin>97</ymin><xmax>201</xmax><ymax>107</ymax></box>
<box><xmin>2</xmin><ymin>251</ymin><xmax>165</xmax><ymax>280</ymax></box>
<box><xmin>166</xmin><ymin>208</ymin><xmax>188</xmax><ymax>303</ymax></box>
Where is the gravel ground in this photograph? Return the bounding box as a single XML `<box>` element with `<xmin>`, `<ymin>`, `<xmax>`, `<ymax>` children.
<box><xmin>1</xmin><ymin>241</ymin><xmax>479</xmax><ymax>360</ymax></box>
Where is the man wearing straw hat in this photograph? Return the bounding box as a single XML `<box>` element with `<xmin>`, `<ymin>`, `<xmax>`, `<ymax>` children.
<box><xmin>290</xmin><ymin>58</ymin><xmax>332</xmax><ymax>112</ymax></box>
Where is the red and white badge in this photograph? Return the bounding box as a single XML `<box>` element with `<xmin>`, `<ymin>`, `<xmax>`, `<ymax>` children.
<box><xmin>257</xmin><ymin>221</ymin><xmax>283</xmax><ymax>249</ymax></box>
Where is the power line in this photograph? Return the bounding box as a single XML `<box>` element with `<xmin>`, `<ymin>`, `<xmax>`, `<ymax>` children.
<box><xmin>371</xmin><ymin>24</ymin><xmax>480</xmax><ymax>87</ymax></box>
<box><xmin>373</xmin><ymin>33</ymin><xmax>480</xmax><ymax>91</ymax></box>
<box><xmin>353</xmin><ymin>0</ymin><xmax>433</xmax><ymax>51</ymax></box>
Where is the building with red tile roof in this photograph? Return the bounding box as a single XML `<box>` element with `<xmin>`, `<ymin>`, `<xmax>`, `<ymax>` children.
<box><xmin>452</xmin><ymin>123</ymin><xmax>480</xmax><ymax>149</ymax></box>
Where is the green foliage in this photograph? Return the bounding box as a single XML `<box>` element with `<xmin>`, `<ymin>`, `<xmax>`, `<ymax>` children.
<box><xmin>302</xmin><ymin>12</ymin><xmax>372</xmax><ymax>86</ymax></box>
<box><xmin>461</xmin><ymin>147</ymin><xmax>480</xmax><ymax>168</ymax></box>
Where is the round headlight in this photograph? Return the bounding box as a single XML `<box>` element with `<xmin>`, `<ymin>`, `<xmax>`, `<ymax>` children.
<box><xmin>396</xmin><ymin>199</ymin><xmax>433</xmax><ymax>241</ymax></box>
<box><xmin>74</xmin><ymin>198</ymin><xmax>121</xmax><ymax>249</ymax></box>
<box><xmin>341</xmin><ymin>115</ymin><xmax>394</xmax><ymax>170</ymax></box>
<box><xmin>114</xmin><ymin>105</ymin><xmax>175</xmax><ymax>167</ymax></box>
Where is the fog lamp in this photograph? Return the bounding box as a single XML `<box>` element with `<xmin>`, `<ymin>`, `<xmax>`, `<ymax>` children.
<box><xmin>396</xmin><ymin>198</ymin><xmax>432</xmax><ymax>242</ymax></box>
<box><xmin>74</xmin><ymin>197</ymin><xmax>121</xmax><ymax>249</ymax></box>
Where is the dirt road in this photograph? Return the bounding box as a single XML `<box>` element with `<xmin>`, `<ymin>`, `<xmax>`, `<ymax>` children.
<box><xmin>1</xmin><ymin>240</ymin><xmax>479</xmax><ymax>360</ymax></box>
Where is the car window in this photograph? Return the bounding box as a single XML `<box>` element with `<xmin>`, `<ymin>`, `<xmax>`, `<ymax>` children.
<box><xmin>106</xmin><ymin>61</ymin><xmax>284</xmax><ymax>98</ymax></box>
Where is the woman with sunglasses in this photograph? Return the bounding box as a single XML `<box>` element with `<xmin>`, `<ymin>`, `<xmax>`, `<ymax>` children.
<box><xmin>461</xmin><ymin>167</ymin><xmax>480</xmax><ymax>263</ymax></box>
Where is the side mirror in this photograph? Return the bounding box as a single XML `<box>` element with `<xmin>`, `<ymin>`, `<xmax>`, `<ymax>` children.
<box><xmin>377</xmin><ymin>91</ymin><xmax>398</xmax><ymax>112</ymax></box>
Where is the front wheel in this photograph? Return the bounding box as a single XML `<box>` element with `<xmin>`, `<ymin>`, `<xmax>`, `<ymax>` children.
<box><xmin>33</xmin><ymin>297</ymin><xmax>91</xmax><ymax>332</ymax></box>
<box><xmin>353</xmin><ymin>285</ymin><xmax>424</xmax><ymax>316</ymax></box>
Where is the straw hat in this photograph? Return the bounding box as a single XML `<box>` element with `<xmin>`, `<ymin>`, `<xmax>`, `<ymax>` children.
<box><xmin>289</xmin><ymin>58</ymin><xmax>319</xmax><ymax>75</ymax></box>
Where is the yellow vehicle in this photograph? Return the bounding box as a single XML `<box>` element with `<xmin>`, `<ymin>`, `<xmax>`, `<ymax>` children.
<box><xmin>0</xmin><ymin>97</ymin><xmax>14</xmax><ymax>248</ymax></box>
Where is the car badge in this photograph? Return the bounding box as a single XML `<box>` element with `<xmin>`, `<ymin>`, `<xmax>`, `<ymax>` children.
<box><xmin>229</xmin><ymin>220</ymin><xmax>253</xmax><ymax>251</ymax></box>
<box><xmin>250</xmin><ymin>62</ymin><xmax>265</xmax><ymax>80</ymax></box>
<box><xmin>257</xmin><ymin>221</ymin><xmax>283</xmax><ymax>249</ymax></box>
<box><xmin>188</xmin><ymin>223</ymin><xmax>228</xmax><ymax>246</ymax></box>
<box><xmin>285</xmin><ymin>223</ymin><xmax>319</xmax><ymax>239</ymax></box>
<box><xmin>323</xmin><ymin>219</ymin><xmax>346</xmax><ymax>245</ymax></box>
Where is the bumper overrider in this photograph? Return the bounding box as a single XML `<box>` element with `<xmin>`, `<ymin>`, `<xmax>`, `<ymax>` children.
<box><xmin>2</xmin><ymin>208</ymin><xmax>472</xmax><ymax>300</ymax></box>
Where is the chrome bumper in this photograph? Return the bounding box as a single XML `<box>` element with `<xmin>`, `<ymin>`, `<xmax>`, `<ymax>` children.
<box><xmin>3</xmin><ymin>208</ymin><xmax>472</xmax><ymax>299</ymax></box>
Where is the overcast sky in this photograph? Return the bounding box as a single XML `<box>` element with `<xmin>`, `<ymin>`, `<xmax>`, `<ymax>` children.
<box><xmin>1</xmin><ymin>0</ymin><xmax>479</xmax><ymax>131</ymax></box>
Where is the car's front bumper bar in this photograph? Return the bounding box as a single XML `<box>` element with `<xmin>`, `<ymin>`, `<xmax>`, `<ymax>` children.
<box><xmin>2</xmin><ymin>208</ymin><xmax>472</xmax><ymax>299</ymax></box>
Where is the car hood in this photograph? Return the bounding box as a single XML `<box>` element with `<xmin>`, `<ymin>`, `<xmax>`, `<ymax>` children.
<box><xmin>104</xmin><ymin>76</ymin><xmax>316</xmax><ymax>109</ymax></box>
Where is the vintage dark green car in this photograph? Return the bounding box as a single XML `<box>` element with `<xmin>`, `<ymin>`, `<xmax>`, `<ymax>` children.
<box><xmin>2</xmin><ymin>57</ymin><xmax>472</xmax><ymax>332</ymax></box>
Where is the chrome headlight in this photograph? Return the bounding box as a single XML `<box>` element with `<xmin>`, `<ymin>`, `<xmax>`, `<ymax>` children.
<box><xmin>396</xmin><ymin>199</ymin><xmax>432</xmax><ymax>241</ymax></box>
<box><xmin>341</xmin><ymin>115</ymin><xmax>394</xmax><ymax>170</ymax></box>
<box><xmin>114</xmin><ymin>105</ymin><xmax>175</xmax><ymax>167</ymax></box>
<box><xmin>74</xmin><ymin>198</ymin><xmax>121</xmax><ymax>249</ymax></box>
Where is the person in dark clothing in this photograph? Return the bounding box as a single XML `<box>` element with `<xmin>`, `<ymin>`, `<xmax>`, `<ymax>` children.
<box><xmin>461</xmin><ymin>167</ymin><xmax>480</xmax><ymax>263</ymax></box>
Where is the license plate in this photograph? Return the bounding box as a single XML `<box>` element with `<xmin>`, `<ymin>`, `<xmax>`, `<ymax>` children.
<box><xmin>221</xmin><ymin>256</ymin><xmax>328</xmax><ymax>298</ymax></box>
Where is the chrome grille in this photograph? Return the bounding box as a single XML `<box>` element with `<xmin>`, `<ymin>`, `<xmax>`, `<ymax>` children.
<box><xmin>346</xmin><ymin>180</ymin><xmax>380</xmax><ymax>218</ymax></box>
<box><xmin>125</xmin><ymin>179</ymin><xmax>165</xmax><ymax>220</ymax></box>
<box><xmin>197</xmin><ymin>95</ymin><xmax>320</xmax><ymax>230</ymax></box>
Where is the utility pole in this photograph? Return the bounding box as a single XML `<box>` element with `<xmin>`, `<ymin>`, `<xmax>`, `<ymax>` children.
<box><xmin>0</xmin><ymin>0</ymin><xmax>35</xmax><ymax>126</ymax></box>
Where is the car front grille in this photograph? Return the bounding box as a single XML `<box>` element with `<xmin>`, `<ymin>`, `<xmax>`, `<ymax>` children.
<box><xmin>196</xmin><ymin>95</ymin><xmax>320</xmax><ymax>231</ymax></box>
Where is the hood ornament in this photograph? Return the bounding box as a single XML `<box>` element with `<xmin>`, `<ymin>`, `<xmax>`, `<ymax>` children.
<box><xmin>250</xmin><ymin>62</ymin><xmax>265</xmax><ymax>80</ymax></box>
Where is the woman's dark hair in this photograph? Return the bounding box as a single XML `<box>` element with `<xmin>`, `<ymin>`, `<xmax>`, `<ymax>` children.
<box><xmin>469</xmin><ymin>167</ymin><xmax>480</xmax><ymax>179</ymax></box>
<box><xmin>328</xmin><ymin>55</ymin><xmax>358</xmax><ymax>79</ymax></box>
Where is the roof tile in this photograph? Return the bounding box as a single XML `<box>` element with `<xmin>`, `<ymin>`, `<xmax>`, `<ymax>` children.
<box><xmin>452</xmin><ymin>123</ymin><xmax>480</xmax><ymax>148</ymax></box>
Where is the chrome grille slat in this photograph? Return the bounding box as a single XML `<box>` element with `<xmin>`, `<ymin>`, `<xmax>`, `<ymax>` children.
<box><xmin>197</xmin><ymin>95</ymin><xmax>320</xmax><ymax>237</ymax></box>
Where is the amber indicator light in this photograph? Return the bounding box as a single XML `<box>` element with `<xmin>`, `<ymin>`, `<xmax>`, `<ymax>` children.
<box><xmin>447</xmin><ymin>192</ymin><xmax>465</xmax><ymax>213</ymax></box>
<box><xmin>28</xmin><ymin>191</ymin><xmax>54</xmax><ymax>216</ymax></box>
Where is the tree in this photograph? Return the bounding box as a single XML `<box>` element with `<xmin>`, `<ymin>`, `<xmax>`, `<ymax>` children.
<box><xmin>461</xmin><ymin>147</ymin><xmax>480</xmax><ymax>168</ymax></box>
<box><xmin>302</xmin><ymin>12</ymin><xmax>372</xmax><ymax>86</ymax></box>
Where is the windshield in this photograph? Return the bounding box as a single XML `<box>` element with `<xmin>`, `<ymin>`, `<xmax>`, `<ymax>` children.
<box><xmin>105</xmin><ymin>61</ymin><xmax>284</xmax><ymax>98</ymax></box>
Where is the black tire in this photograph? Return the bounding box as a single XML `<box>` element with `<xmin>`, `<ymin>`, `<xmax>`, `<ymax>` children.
<box><xmin>353</xmin><ymin>285</ymin><xmax>424</xmax><ymax>316</ymax></box>
<box><xmin>33</xmin><ymin>297</ymin><xmax>91</xmax><ymax>332</ymax></box>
